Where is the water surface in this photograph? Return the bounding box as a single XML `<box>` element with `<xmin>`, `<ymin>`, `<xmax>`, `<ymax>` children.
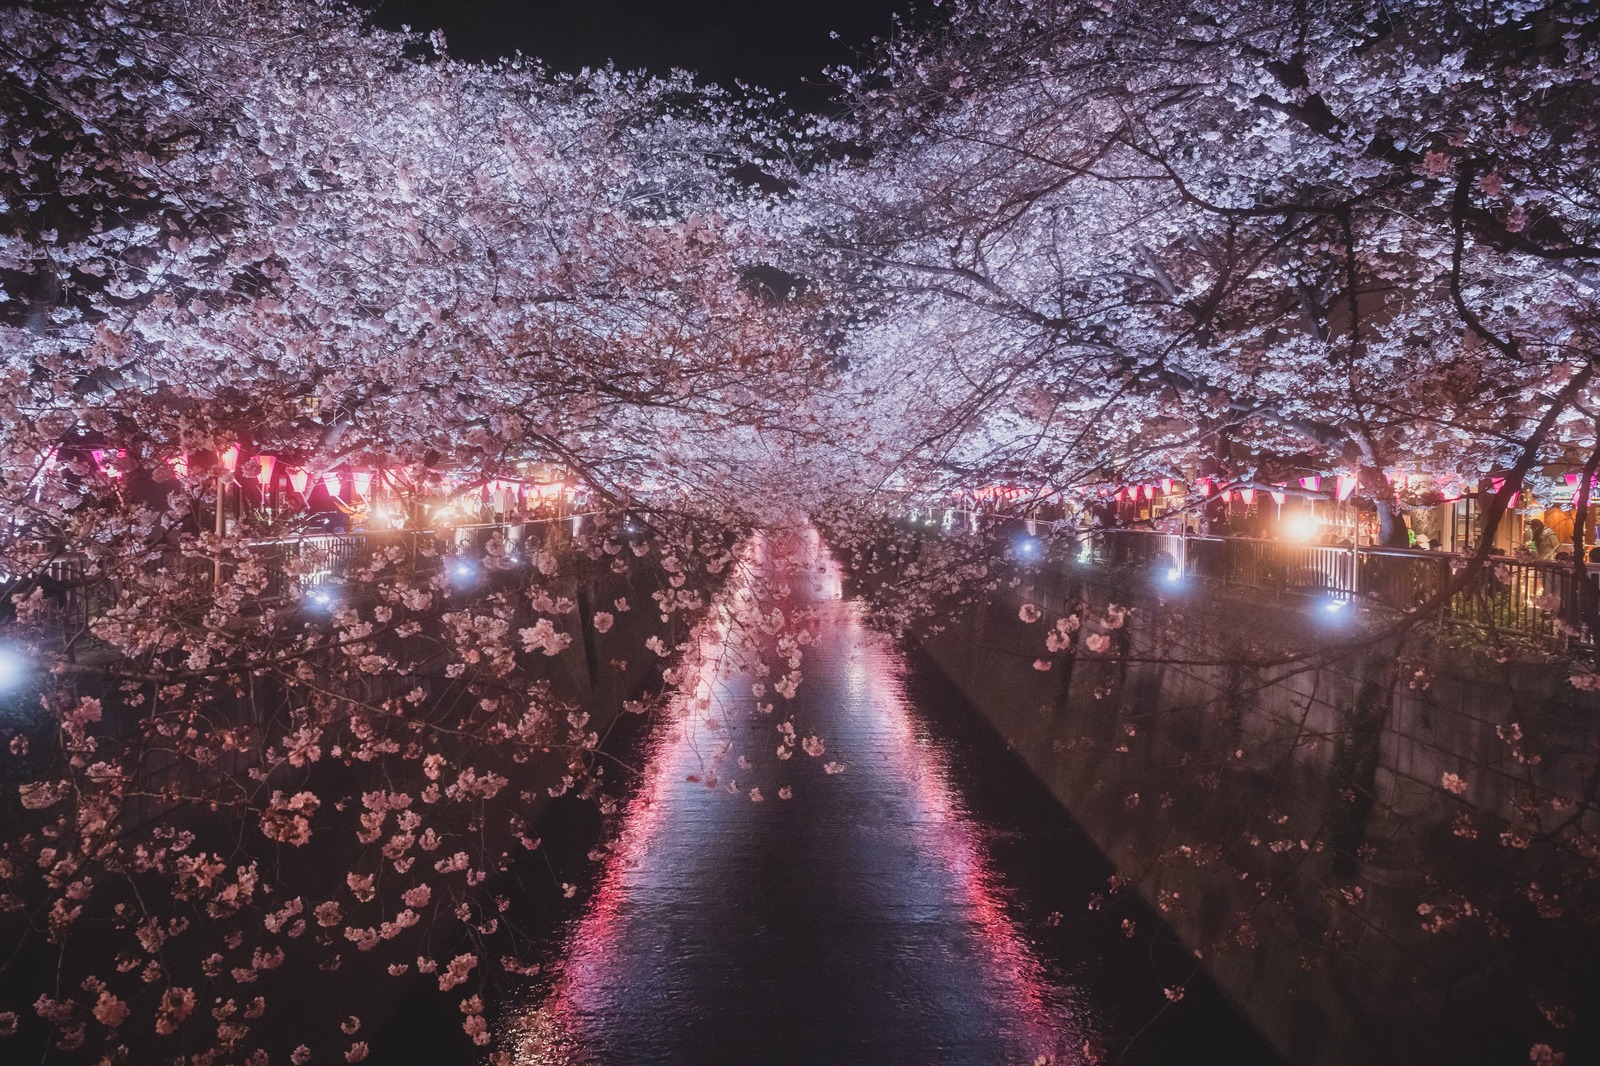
<box><xmin>489</xmin><ymin>531</ymin><xmax>1277</xmax><ymax>1065</ymax></box>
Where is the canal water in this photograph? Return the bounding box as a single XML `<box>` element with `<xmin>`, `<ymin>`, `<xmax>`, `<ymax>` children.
<box><xmin>382</xmin><ymin>531</ymin><xmax>1279</xmax><ymax>1064</ymax></box>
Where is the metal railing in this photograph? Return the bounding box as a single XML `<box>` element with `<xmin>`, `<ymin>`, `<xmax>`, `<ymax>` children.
<box><xmin>3</xmin><ymin>514</ymin><xmax>596</xmax><ymax>644</ymax></box>
<box><xmin>905</xmin><ymin>507</ymin><xmax>1584</xmax><ymax>644</ymax></box>
<box><xmin>248</xmin><ymin>515</ymin><xmax>591</xmax><ymax>594</ymax></box>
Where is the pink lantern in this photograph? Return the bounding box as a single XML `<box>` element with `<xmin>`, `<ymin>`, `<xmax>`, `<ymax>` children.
<box><xmin>1270</xmin><ymin>489</ymin><xmax>1286</xmax><ymax>506</ymax></box>
<box><xmin>289</xmin><ymin>468</ymin><xmax>311</xmax><ymax>499</ymax></box>
<box><xmin>170</xmin><ymin>454</ymin><xmax>188</xmax><ymax>478</ymax></box>
<box><xmin>91</xmin><ymin>449</ymin><xmax>123</xmax><ymax>479</ymax></box>
<box><xmin>220</xmin><ymin>444</ymin><xmax>239</xmax><ymax>474</ymax></box>
<box><xmin>1300</xmin><ymin>476</ymin><xmax>1321</xmax><ymax>491</ymax></box>
<box><xmin>1336</xmin><ymin>474</ymin><xmax>1358</xmax><ymax>501</ymax></box>
<box><xmin>1566</xmin><ymin>472</ymin><xmax>1582</xmax><ymax>490</ymax></box>
<box><xmin>1489</xmin><ymin>477</ymin><xmax>1520</xmax><ymax>507</ymax></box>
<box><xmin>1198</xmin><ymin>479</ymin><xmax>1213</xmax><ymax>497</ymax></box>
<box><xmin>256</xmin><ymin>454</ymin><xmax>277</xmax><ymax>488</ymax></box>
<box><xmin>1239</xmin><ymin>488</ymin><xmax>1256</xmax><ymax>506</ymax></box>
<box><xmin>1160</xmin><ymin>477</ymin><xmax>1174</xmax><ymax>496</ymax></box>
<box><xmin>323</xmin><ymin>473</ymin><xmax>343</xmax><ymax>499</ymax></box>
<box><xmin>353</xmin><ymin>470</ymin><xmax>372</xmax><ymax>498</ymax></box>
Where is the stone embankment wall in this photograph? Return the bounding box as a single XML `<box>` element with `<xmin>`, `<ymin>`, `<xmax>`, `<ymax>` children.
<box><xmin>910</xmin><ymin>558</ymin><xmax>1598</xmax><ymax>1066</ymax></box>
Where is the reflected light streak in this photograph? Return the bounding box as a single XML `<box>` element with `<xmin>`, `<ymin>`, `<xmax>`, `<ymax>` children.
<box><xmin>826</xmin><ymin>555</ymin><xmax>1083</xmax><ymax>1049</ymax></box>
<box><xmin>506</xmin><ymin>540</ymin><xmax>768</xmax><ymax>1064</ymax></box>
<box><xmin>504</xmin><ymin>533</ymin><xmax>1086</xmax><ymax>1063</ymax></box>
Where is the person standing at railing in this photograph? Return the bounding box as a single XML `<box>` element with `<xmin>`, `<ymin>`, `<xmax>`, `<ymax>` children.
<box><xmin>1529</xmin><ymin>518</ymin><xmax>1560</xmax><ymax>560</ymax></box>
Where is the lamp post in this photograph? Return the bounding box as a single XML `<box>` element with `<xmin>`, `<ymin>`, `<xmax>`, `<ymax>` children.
<box><xmin>215</xmin><ymin>444</ymin><xmax>240</xmax><ymax>589</ymax></box>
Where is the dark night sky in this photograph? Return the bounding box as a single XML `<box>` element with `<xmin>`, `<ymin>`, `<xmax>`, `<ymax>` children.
<box><xmin>369</xmin><ymin>0</ymin><xmax>916</xmax><ymax>111</ymax></box>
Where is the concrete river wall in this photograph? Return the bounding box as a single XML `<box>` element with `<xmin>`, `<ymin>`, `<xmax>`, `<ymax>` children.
<box><xmin>908</xmin><ymin>559</ymin><xmax>1599</xmax><ymax>1066</ymax></box>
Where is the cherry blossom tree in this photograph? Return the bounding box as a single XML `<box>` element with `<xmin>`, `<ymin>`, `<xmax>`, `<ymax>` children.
<box><xmin>791</xmin><ymin>4</ymin><xmax>1600</xmax><ymax>1059</ymax></box>
<box><xmin>787</xmin><ymin>0</ymin><xmax>1600</xmax><ymax>535</ymax></box>
<box><xmin>5</xmin><ymin>0</ymin><xmax>1600</xmax><ymax>1060</ymax></box>
<box><xmin>0</xmin><ymin>0</ymin><xmax>836</xmax><ymax>1059</ymax></box>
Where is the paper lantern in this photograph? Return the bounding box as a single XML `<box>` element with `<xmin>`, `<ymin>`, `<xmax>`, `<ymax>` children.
<box><xmin>256</xmin><ymin>454</ymin><xmax>276</xmax><ymax>488</ymax></box>
<box><xmin>353</xmin><ymin>470</ymin><xmax>372</xmax><ymax>498</ymax></box>
<box><xmin>170</xmin><ymin>455</ymin><xmax>188</xmax><ymax>478</ymax></box>
<box><xmin>91</xmin><ymin>449</ymin><xmax>123</xmax><ymax>478</ymax></box>
<box><xmin>289</xmin><ymin>468</ymin><xmax>311</xmax><ymax>499</ymax></box>
<box><xmin>1198</xmin><ymin>479</ymin><xmax>1213</xmax><ymax>497</ymax></box>
<box><xmin>1270</xmin><ymin>490</ymin><xmax>1286</xmax><ymax>506</ymax></box>
<box><xmin>323</xmin><ymin>473</ymin><xmax>343</xmax><ymax>499</ymax></box>
<box><xmin>1300</xmin><ymin>476</ymin><xmax>1321</xmax><ymax>491</ymax></box>
<box><xmin>1489</xmin><ymin>477</ymin><xmax>1520</xmax><ymax>507</ymax></box>
<box><xmin>1566</xmin><ymin>472</ymin><xmax>1582</xmax><ymax>490</ymax></box>
<box><xmin>1160</xmin><ymin>477</ymin><xmax>1174</xmax><ymax>496</ymax></box>
<box><xmin>220</xmin><ymin>444</ymin><xmax>239</xmax><ymax>474</ymax></box>
<box><xmin>1336</xmin><ymin>474</ymin><xmax>1358</xmax><ymax>501</ymax></box>
<box><xmin>1239</xmin><ymin>488</ymin><xmax>1256</xmax><ymax>505</ymax></box>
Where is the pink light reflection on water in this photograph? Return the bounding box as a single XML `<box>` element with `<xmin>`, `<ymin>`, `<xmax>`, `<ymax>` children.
<box><xmin>504</xmin><ymin>534</ymin><xmax>1085</xmax><ymax>1063</ymax></box>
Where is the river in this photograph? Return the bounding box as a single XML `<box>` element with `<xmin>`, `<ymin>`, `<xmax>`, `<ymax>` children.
<box><xmin>379</xmin><ymin>529</ymin><xmax>1278</xmax><ymax>1064</ymax></box>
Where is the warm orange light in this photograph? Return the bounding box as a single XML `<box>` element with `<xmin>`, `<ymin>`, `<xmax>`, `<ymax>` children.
<box><xmin>220</xmin><ymin>444</ymin><xmax>239</xmax><ymax>473</ymax></box>
<box><xmin>256</xmin><ymin>454</ymin><xmax>277</xmax><ymax>488</ymax></box>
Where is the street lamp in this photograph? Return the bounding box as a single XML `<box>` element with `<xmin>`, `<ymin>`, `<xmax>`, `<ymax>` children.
<box><xmin>0</xmin><ymin>645</ymin><xmax>29</xmax><ymax>692</ymax></box>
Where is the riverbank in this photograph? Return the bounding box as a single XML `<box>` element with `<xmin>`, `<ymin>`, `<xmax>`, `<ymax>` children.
<box><xmin>836</xmin><ymin>522</ymin><xmax>1600</xmax><ymax>1066</ymax></box>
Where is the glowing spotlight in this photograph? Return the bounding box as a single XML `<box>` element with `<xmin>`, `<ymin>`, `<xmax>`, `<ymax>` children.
<box><xmin>308</xmin><ymin>588</ymin><xmax>334</xmax><ymax>609</ymax></box>
<box><xmin>0</xmin><ymin>646</ymin><xmax>27</xmax><ymax>691</ymax></box>
<box><xmin>1285</xmin><ymin>514</ymin><xmax>1318</xmax><ymax>542</ymax></box>
<box><xmin>1165</xmin><ymin>567</ymin><xmax>1182</xmax><ymax>582</ymax></box>
<box><xmin>1324</xmin><ymin>597</ymin><xmax>1347</xmax><ymax>613</ymax></box>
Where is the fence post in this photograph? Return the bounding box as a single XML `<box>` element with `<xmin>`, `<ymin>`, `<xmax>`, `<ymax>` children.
<box><xmin>213</xmin><ymin>475</ymin><xmax>226</xmax><ymax>590</ymax></box>
<box><xmin>1438</xmin><ymin>556</ymin><xmax>1453</xmax><ymax>620</ymax></box>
